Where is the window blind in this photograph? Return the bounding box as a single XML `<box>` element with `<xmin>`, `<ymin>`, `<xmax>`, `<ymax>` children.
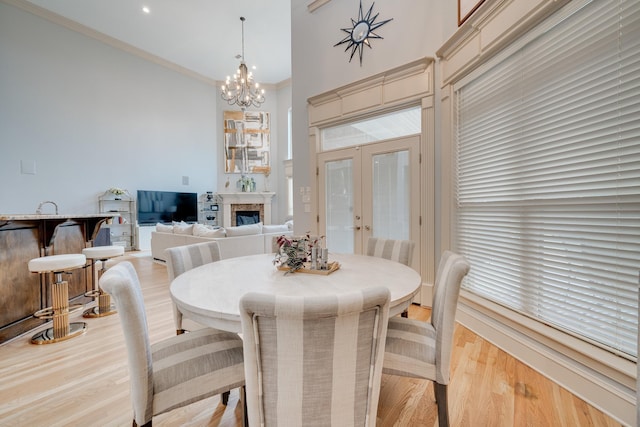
<box><xmin>455</xmin><ymin>0</ymin><xmax>640</xmax><ymax>357</ymax></box>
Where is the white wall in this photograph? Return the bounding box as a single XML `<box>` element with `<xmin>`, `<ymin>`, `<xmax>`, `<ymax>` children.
<box><xmin>0</xmin><ymin>2</ymin><xmax>291</xmax><ymax>227</ymax></box>
<box><xmin>290</xmin><ymin>0</ymin><xmax>458</xmax><ymax>233</ymax></box>
<box><xmin>275</xmin><ymin>81</ymin><xmax>292</xmax><ymax>221</ymax></box>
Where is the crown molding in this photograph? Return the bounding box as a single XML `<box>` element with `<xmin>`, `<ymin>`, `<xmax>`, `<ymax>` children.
<box><xmin>307</xmin><ymin>57</ymin><xmax>434</xmax><ymax>127</ymax></box>
<box><xmin>308</xmin><ymin>57</ymin><xmax>433</xmax><ymax>107</ymax></box>
<box><xmin>308</xmin><ymin>0</ymin><xmax>332</xmax><ymax>13</ymax></box>
<box><xmin>1</xmin><ymin>0</ymin><xmax>218</xmax><ymax>86</ymax></box>
<box><xmin>276</xmin><ymin>78</ymin><xmax>292</xmax><ymax>91</ymax></box>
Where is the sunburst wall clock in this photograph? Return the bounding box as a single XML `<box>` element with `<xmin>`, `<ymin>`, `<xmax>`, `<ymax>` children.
<box><xmin>334</xmin><ymin>0</ymin><xmax>393</xmax><ymax>66</ymax></box>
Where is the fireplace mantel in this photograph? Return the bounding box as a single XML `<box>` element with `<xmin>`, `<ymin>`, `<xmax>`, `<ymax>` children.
<box><xmin>216</xmin><ymin>192</ymin><xmax>275</xmax><ymax>227</ymax></box>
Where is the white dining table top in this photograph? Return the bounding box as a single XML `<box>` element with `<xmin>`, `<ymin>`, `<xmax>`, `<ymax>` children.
<box><xmin>170</xmin><ymin>252</ymin><xmax>422</xmax><ymax>333</ymax></box>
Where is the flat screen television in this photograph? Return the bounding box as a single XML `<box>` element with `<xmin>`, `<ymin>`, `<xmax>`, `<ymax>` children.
<box><xmin>137</xmin><ymin>190</ymin><xmax>198</xmax><ymax>225</ymax></box>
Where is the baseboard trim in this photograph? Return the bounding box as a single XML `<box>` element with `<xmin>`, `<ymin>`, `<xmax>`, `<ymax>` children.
<box><xmin>456</xmin><ymin>299</ymin><xmax>636</xmax><ymax>426</ymax></box>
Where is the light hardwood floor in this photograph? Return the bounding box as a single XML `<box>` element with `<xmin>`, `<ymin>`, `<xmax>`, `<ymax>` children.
<box><xmin>0</xmin><ymin>253</ymin><xmax>622</xmax><ymax>427</ymax></box>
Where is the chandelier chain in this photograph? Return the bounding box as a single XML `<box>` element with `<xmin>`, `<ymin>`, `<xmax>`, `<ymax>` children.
<box><xmin>240</xmin><ymin>16</ymin><xmax>245</xmax><ymax>63</ymax></box>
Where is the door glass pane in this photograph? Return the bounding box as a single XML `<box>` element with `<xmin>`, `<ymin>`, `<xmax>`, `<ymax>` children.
<box><xmin>325</xmin><ymin>159</ymin><xmax>354</xmax><ymax>253</ymax></box>
<box><xmin>321</xmin><ymin>106</ymin><xmax>420</xmax><ymax>151</ymax></box>
<box><xmin>371</xmin><ymin>150</ymin><xmax>410</xmax><ymax>240</ymax></box>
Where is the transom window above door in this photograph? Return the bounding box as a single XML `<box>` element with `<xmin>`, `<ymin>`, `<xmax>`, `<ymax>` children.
<box><xmin>320</xmin><ymin>106</ymin><xmax>421</xmax><ymax>151</ymax></box>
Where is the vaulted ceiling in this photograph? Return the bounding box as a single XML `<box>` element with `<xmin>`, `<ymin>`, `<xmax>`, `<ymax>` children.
<box><xmin>23</xmin><ymin>0</ymin><xmax>291</xmax><ymax>85</ymax></box>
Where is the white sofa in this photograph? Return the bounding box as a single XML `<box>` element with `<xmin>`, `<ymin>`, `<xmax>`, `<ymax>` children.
<box><xmin>150</xmin><ymin>222</ymin><xmax>292</xmax><ymax>262</ymax></box>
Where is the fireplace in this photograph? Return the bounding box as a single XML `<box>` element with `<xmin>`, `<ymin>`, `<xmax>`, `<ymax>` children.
<box><xmin>230</xmin><ymin>203</ymin><xmax>264</xmax><ymax>226</ymax></box>
<box><xmin>217</xmin><ymin>192</ymin><xmax>275</xmax><ymax>227</ymax></box>
<box><xmin>236</xmin><ymin>210</ymin><xmax>260</xmax><ymax>226</ymax></box>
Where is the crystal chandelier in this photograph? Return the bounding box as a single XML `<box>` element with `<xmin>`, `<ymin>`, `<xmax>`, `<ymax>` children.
<box><xmin>221</xmin><ymin>17</ymin><xmax>265</xmax><ymax>110</ymax></box>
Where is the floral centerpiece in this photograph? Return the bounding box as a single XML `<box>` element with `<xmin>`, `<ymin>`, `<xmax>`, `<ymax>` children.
<box><xmin>273</xmin><ymin>234</ymin><xmax>324</xmax><ymax>273</ymax></box>
<box><xmin>108</xmin><ymin>187</ymin><xmax>127</xmax><ymax>200</ymax></box>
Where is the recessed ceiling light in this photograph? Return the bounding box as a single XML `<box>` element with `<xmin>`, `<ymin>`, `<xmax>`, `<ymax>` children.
<box><xmin>142</xmin><ymin>6</ymin><xmax>150</xmax><ymax>14</ymax></box>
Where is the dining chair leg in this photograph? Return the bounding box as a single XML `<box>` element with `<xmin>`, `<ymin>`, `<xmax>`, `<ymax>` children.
<box><xmin>222</xmin><ymin>390</ymin><xmax>230</xmax><ymax>405</ymax></box>
<box><xmin>434</xmin><ymin>382</ymin><xmax>449</xmax><ymax>427</ymax></box>
<box><xmin>240</xmin><ymin>386</ymin><xmax>248</xmax><ymax>427</ymax></box>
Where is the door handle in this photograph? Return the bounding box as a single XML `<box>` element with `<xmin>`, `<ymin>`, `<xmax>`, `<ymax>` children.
<box><xmin>354</xmin><ymin>226</ymin><xmax>361</xmax><ymax>231</ymax></box>
<box><xmin>364</xmin><ymin>225</ymin><xmax>371</xmax><ymax>231</ymax></box>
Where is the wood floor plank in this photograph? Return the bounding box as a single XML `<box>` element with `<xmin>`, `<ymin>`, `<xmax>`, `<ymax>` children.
<box><xmin>0</xmin><ymin>253</ymin><xmax>623</xmax><ymax>426</ymax></box>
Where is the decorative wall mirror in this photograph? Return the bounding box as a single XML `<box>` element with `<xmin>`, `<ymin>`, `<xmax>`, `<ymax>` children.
<box><xmin>334</xmin><ymin>0</ymin><xmax>392</xmax><ymax>65</ymax></box>
<box><xmin>223</xmin><ymin>110</ymin><xmax>271</xmax><ymax>174</ymax></box>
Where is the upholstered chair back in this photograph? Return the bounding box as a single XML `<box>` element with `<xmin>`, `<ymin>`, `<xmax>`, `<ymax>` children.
<box><xmin>165</xmin><ymin>241</ymin><xmax>222</xmax><ymax>332</ymax></box>
<box><xmin>382</xmin><ymin>251</ymin><xmax>469</xmax><ymax>427</ymax></box>
<box><xmin>366</xmin><ymin>237</ymin><xmax>415</xmax><ymax>267</ymax></box>
<box><xmin>240</xmin><ymin>287</ymin><xmax>391</xmax><ymax>427</ymax></box>
<box><xmin>430</xmin><ymin>250</ymin><xmax>471</xmax><ymax>384</ymax></box>
<box><xmin>101</xmin><ymin>261</ymin><xmax>245</xmax><ymax>426</ymax></box>
<box><xmin>165</xmin><ymin>241</ymin><xmax>222</xmax><ymax>280</ymax></box>
<box><xmin>99</xmin><ymin>261</ymin><xmax>154</xmax><ymax>423</ymax></box>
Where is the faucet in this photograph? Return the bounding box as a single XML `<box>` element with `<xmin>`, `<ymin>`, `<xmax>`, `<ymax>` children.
<box><xmin>36</xmin><ymin>201</ymin><xmax>59</xmax><ymax>215</ymax></box>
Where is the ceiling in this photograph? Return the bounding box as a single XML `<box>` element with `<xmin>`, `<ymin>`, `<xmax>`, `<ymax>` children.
<box><xmin>22</xmin><ymin>0</ymin><xmax>292</xmax><ymax>85</ymax></box>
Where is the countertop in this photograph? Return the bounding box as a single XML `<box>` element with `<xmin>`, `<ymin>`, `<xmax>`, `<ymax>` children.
<box><xmin>0</xmin><ymin>213</ymin><xmax>117</xmax><ymax>220</ymax></box>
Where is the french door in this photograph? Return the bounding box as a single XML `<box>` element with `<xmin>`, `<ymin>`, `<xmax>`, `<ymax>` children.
<box><xmin>317</xmin><ymin>135</ymin><xmax>420</xmax><ymax>268</ymax></box>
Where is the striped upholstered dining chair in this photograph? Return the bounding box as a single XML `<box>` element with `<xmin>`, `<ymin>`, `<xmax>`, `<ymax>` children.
<box><xmin>382</xmin><ymin>250</ymin><xmax>470</xmax><ymax>427</ymax></box>
<box><xmin>240</xmin><ymin>287</ymin><xmax>391</xmax><ymax>427</ymax></box>
<box><xmin>366</xmin><ymin>237</ymin><xmax>415</xmax><ymax>268</ymax></box>
<box><xmin>100</xmin><ymin>261</ymin><xmax>245</xmax><ymax>427</ymax></box>
<box><xmin>165</xmin><ymin>241</ymin><xmax>239</xmax><ymax>406</ymax></box>
<box><xmin>165</xmin><ymin>241</ymin><xmax>223</xmax><ymax>335</ymax></box>
<box><xmin>366</xmin><ymin>237</ymin><xmax>415</xmax><ymax>317</ymax></box>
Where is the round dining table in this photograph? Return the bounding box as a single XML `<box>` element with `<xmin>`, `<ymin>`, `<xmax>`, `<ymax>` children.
<box><xmin>170</xmin><ymin>252</ymin><xmax>422</xmax><ymax>333</ymax></box>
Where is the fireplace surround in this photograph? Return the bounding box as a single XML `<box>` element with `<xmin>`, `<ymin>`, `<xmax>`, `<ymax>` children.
<box><xmin>216</xmin><ymin>192</ymin><xmax>275</xmax><ymax>227</ymax></box>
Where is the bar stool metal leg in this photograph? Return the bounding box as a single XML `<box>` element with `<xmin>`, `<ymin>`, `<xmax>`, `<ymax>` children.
<box><xmin>82</xmin><ymin>245</ymin><xmax>124</xmax><ymax>318</ymax></box>
<box><xmin>83</xmin><ymin>259</ymin><xmax>118</xmax><ymax>318</ymax></box>
<box><xmin>28</xmin><ymin>253</ymin><xmax>88</xmax><ymax>344</ymax></box>
<box><xmin>32</xmin><ymin>272</ymin><xmax>87</xmax><ymax>344</ymax></box>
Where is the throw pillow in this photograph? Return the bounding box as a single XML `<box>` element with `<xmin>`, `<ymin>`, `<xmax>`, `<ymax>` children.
<box><xmin>192</xmin><ymin>223</ymin><xmax>212</xmax><ymax>236</ymax></box>
<box><xmin>225</xmin><ymin>222</ymin><xmax>263</xmax><ymax>237</ymax></box>
<box><xmin>156</xmin><ymin>223</ymin><xmax>173</xmax><ymax>233</ymax></box>
<box><xmin>262</xmin><ymin>224</ymin><xmax>289</xmax><ymax>233</ymax></box>
<box><xmin>199</xmin><ymin>227</ymin><xmax>226</xmax><ymax>238</ymax></box>
<box><xmin>193</xmin><ymin>223</ymin><xmax>226</xmax><ymax>238</ymax></box>
<box><xmin>173</xmin><ymin>223</ymin><xmax>194</xmax><ymax>235</ymax></box>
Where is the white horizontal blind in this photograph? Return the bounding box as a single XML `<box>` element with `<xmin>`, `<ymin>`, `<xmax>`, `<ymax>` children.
<box><xmin>455</xmin><ymin>0</ymin><xmax>640</xmax><ymax>357</ymax></box>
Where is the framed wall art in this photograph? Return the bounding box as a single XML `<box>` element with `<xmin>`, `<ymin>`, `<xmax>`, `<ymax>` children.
<box><xmin>458</xmin><ymin>0</ymin><xmax>486</xmax><ymax>26</ymax></box>
<box><xmin>223</xmin><ymin>110</ymin><xmax>270</xmax><ymax>174</ymax></box>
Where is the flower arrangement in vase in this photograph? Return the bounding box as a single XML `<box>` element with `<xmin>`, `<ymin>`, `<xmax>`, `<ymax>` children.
<box><xmin>273</xmin><ymin>234</ymin><xmax>324</xmax><ymax>274</ymax></box>
<box><xmin>236</xmin><ymin>175</ymin><xmax>256</xmax><ymax>192</ymax></box>
<box><xmin>108</xmin><ymin>187</ymin><xmax>127</xmax><ymax>200</ymax></box>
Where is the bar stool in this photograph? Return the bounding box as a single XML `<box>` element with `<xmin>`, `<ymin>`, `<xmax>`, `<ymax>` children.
<box><xmin>82</xmin><ymin>245</ymin><xmax>124</xmax><ymax>318</ymax></box>
<box><xmin>28</xmin><ymin>253</ymin><xmax>88</xmax><ymax>344</ymax></box>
